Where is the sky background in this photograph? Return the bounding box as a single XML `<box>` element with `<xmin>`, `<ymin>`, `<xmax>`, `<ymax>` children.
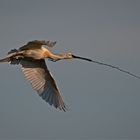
<box><xmin>0</xmin><ymin>0</ymin><xmax>140</xmax><ymax>139</ymax></box>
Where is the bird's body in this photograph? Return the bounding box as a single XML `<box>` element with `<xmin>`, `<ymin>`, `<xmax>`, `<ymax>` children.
<box><xmin>0</xmin><ymin>40</ymin><xmax>69</xmax><ymax>111</ymax></box>
<box><xmin>0</xmin><ymin>40</ymin><xmax>139</xmax><ymax>111</ymax></box>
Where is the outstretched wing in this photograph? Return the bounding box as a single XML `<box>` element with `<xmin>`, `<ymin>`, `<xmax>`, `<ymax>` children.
<box><xmin>19</xmin><ymin>40</ymin><xmax>57</xmax><ymax>51</ymax></box>
<box><xmin>19</xmin><ymin>40</ymin><xmax>47</xmax><ymax>51</ymax></box>
<box><xmin>20</xmin><ymin>58</ymin><xmax>67</xmax><ymax>111</ymax></box>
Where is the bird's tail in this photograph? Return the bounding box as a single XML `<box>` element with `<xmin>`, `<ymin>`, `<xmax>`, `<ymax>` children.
<box><xmin>0</xmin><ymin>49</ymin><xmax>23</xmax><ymax>64</ymax></box>
<box><xmin>0</xmin><ymin>57</ymin><xmax>10</xmax><ymax>63</ymax></box>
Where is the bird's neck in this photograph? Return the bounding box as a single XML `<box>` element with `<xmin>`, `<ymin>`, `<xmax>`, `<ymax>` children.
<box><xmin>43</xmin><ymin>49</ymin><xmax>64</xmax><ymax>60</ymax></box>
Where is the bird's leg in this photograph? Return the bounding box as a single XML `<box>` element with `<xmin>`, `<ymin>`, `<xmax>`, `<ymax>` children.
<box><xmin>10</xmin><ymin>55</ymin><xmax>24</xmax><ymax>65</ymax></box>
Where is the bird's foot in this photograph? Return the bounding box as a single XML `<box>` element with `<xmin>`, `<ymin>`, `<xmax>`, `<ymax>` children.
<box><xmin>10</xmin><ymin>58</ymin><xmax>21</xmax><ymax>65</ymax></box>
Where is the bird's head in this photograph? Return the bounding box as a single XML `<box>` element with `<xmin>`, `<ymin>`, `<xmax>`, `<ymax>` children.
<box><xmin>60</xmin><ymin>53</ymin><xmax>73</xmax><ymax>59</ymax></box>
<box><xmin>61</xmin><ymin>53</ymin><xmax>93</xmax><ymax>62</ymax></box>
<box><xmin>60</xmin><ymin>53</ymin><xmax>93</xmax><ymax>62</ymax></box>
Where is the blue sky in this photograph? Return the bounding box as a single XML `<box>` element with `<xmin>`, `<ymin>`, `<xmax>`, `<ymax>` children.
<box><xmin>0</xmin><ymin>0</ymin><xmax>140</xmax><ymax>139</ymax></box>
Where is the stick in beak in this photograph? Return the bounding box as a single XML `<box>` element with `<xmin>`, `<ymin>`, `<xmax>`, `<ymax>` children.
<box><xmin>72</xmin><ymin>54</ymin><xmax>140</xmax><ymax>80</ymax></box>
<box><xmin>72</xmin><ymin>55</ymin><xmax>93</xmax><ymax>62</ymax></box>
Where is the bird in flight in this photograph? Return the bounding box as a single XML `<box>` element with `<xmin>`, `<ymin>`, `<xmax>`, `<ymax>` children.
<box><xmin>0</xmin><ymin>40</ymin><xmax>140</xmax><ymax>111</ymax></box>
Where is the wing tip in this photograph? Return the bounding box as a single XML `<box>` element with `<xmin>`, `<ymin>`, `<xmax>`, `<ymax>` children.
<box><xmin>58</xmin><ymin>103</ymin><xmax>69</xmax><ymax>112</ymax></box>
<box><xmin>39</xmin><ymin>92</ymin><xmax>69</xmax><ymax>112</ymax></box>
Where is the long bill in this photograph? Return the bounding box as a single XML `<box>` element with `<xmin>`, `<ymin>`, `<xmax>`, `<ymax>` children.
<box><xmin>72</xmin><ymin>54</ymin><xmax>140</xmax><ymax>80</ymax></box>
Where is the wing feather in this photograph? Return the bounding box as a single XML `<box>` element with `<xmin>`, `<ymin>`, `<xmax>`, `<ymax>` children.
<box><xmin>19</xmin><ymin>40</ymin><xmax>46</xmax><ymax>51</ymax></box>
<box><xmin>20</xmin><ymin>58</ymin><xmax>67</xmax><ymax>111</ymax></box>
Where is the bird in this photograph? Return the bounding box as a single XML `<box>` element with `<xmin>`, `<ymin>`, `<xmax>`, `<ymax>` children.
<box><xmin>0</xmin><ymin>40</ymin><xmax>140</xmax><ymax>111</ymax></box>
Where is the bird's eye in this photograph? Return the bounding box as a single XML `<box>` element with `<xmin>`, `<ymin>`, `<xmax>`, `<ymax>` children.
<box><xmin>67</xmin><ymin>53</ymin><xmax>73</xmax><ymax>58</ymax></box>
